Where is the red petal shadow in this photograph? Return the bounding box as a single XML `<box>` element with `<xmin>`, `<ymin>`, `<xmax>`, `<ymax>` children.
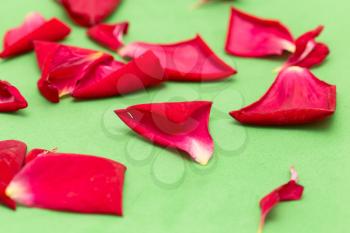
<box><xmin>0</xmin><ymin>81</ymin><xmax>28</xmax><ymax>112</ymax></box>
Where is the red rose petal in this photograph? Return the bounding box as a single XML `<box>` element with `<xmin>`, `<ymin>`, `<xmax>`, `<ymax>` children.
<box><xmin>58</xmin><ymin>0</ymin><xmax>121</xmax><ymax>27</ymax></box>
<box><xmin>6</xmin><ymin>150</ymin><xmax>126</xmax><ymax>215</ymax></box>
<box><xmin>230</xmin><ymin>66</ymin><xmax>336</xmax><ymax>125</ymax></box>
<box><xmin>119</xmin><ymin>35</ymin><xmax>236</xmax><ymax>81</ymax></box>
<box><xmin>281</xmin><ymin>26</ymin><xmax>330</xmax><ymax>70</ymax></box>
<box><xmin>87</xmin><ymin>22</ymin><xmax>129</xmax><ymax>51</ymax></box>
<box><xmin>225</xmin><ymin>8</ymin><xmax>295</xmax><ymax>57</ymax></box>
<box><xmin>115</xmin><ymin>101</ymin><xmax>214</xmax><ymax>165</ymax></box>
<box><xmin>34</xmin><ymin>41</ymin><xmax>113</xmax><ymax>103</ymax></box>
<box><xmin>73</xmin><ymin>51</ymin><xmax>165</xmax><ymax>99</ymax></box>
<box><xmin>0</xmin><ymin>140</ymin><xmax>27</xmax><ymax>209</ymax></box>
<box><xmin>0</xmin><ymin>81</ymin><xmax>28</xmax><ymax>112</ymax></box>
<box><xmin>258</xmin><ymin>167</ymin><xmax>304</xmax><ymax>233</ymax></box>
<box><xmin>25</xmin><ymin>149</ymin><xmax>52</xmax><ymax>164</ymax></box>
<box><xmin>0</xmin><ymin>12</ymin><xmax>70</xmax><ymax>58</ymax></box>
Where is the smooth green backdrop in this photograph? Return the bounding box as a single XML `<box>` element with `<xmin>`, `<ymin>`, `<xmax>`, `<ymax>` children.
<box><xmin>0</xmin><ymin>0</ymin><xmax>349</xmax><ymax>232</ymax></box>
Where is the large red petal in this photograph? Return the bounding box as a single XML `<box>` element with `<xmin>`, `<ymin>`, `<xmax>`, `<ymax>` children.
<box><xmin>119</xmin><ymin>35</ymin><xmax>236</xmax><ymax>81</ymax></box>
<box><xmin>72</xmin><ymin>51</ymin><xmax>165</xmax><ymax>99</ymax></box>
<box><xmin>0</xmin><ymin>81</ymin><xmax>28</xmax><ymax>112</ymax></box>
<box><xmin>0</xmin><ymin>140</ymin><xmax>27</xmax><ymax>209</ymax></box>
<box><xmin>230</xmin><ymin>66</ymin><xmax>336</xmax><ymax>125</ymax></box>
<box><xmin>115</xmin><ymin>101</ymin><xmax>214</xmax><ymax>165</ymax></box>
<box><xmin>6</xmin><ymin>151</ymin><xmax>126</xmax><ymax>215</ymax></box>
<box><xmin>0</xmin><ymin>12</ymin><xmax>70</xmax><ymax>58</ymax></box>
<box><xmin>58</xmin><ymin>0</ymin><xmax>121</xmax><ymax>27</ymax></box>
<box><xmin>87</xmin><ymin>22</ymin><xmax>129</xmax><ymax>50</ymax></box>
<box><xmin>225</xmin><ymin>8</ymin><xmax>295</xmax><ymax>57</ymax></box>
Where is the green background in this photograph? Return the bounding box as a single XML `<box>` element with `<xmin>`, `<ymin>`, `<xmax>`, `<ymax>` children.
<box><xmin>0</xmin><ymin>0</ymin><xmax>349</xmax><ymax>232</ymax></box>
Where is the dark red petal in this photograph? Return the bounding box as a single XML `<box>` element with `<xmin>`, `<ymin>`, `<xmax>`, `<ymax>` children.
<box><xmin>6</xmin><ymin>151</ymin><xmax>126</xmax><ymax>215</ymax></box>
<box><xmin>58</xmin><ymin>0</ymin><xmax>121</xmax><ymax>27</ymax></box>
<box><xmin>115</xmin><ymin>101</ymin><xmax>214</xmax><ymax>165</ymax></box>
<box><xmin>225</xmin><ymin>8</ymin><xmax>295</xmax><ymax>57</ymax></box>
<box><xmin>0</xmin><ymin>81</ymin><xmax>28</xmax><ymax>112</ymax></box>
<box><xmin>0</xmin><ymin>12</ymin><xmax>70</xmax><ymax>58</ymax></box>
<box><xmin>230</xmin><ymin>66</ymin><xmax>336</xmax><ymax>125</ymax></box>
<box><xmin>34</xmin><ymin>41</ymin><xmax>113</xmax><ymax>103</ymax></box>
<box><xmin>87</xmin><ymin>22</ymin><xmax>129</xmax><ymax>50</ymax></box>
<box><xmin>281</xmin><ymin>26</ymin><xmax>330</xmax><ymax>69</ymax></box>
<box><xmin>258</xmin><ymin>167</ymin><xmax>304</xmax><ymax>233</ymax></box>
<box><xmin>72</xmin><ymin>51</ymin><xmax>165</xmax><ymax>99</ymax></box>
<box><xmin>0</xmin><ymin>140</ymin><xmax>27</xmax><ymax>209</ymax></box>
<box><xmin>119</xmin><ymin>35</ymin><xmax>236</xmax><ymax>81</ymax></box>
<box><xmin>25</xmin><ymin>149</ymin><xmax>51</xmax><ymax>164</ymax></box>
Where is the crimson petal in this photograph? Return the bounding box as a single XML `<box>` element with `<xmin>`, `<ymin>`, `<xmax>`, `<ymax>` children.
<box><xmin>258</xmin><ymin>167</ymin><xmax>304</xmax><ymax>233</ymax></box>
<box><xmin>115</xmin><ymin>101</ymin><xmax>214</xmax><ymax>165</ymax></box>
<box><xmin>6</xmin><ymin>150</ymin><xmax>126</xmax><ymax>215</ymax></box>
<box><xmin>58</xmin><ymin>0</ymin><xmax>121</xmax><ymax>27</ymax></box>
<box><xmin>230</xmin><ymin>66</ymin><xmax>336</xmax><ymax>125</ymax></box>
<box><xmin>0</xmin><ymin>140</ymin><xmax>27</xmax><ymax>209</ymax></box>
<box><xmin>225</xmin><ymin>8</ymin><xmax>295</xmax><ymax>57</ymax></box>
<box><xmin>119</xmin><ymin>35</ymin><xmax>236</xmax><ymax>81</ymax></box>
<box><xmin>0</xmin><ymin>81</ymin><xmax>28</xmax><ymax>112</ymax></box>
<box><xmin>0</xmin><ymin>12</ymin><xmax>70</xmax><ymax>58</ymax></box>
<box><xmin>87</xmin><ymin>22</ymin><xmax>129</xmax><ymax>50</ymax></box>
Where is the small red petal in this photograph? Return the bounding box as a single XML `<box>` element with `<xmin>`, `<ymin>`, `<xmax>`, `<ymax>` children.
<box><xmin>0</xmin><ymin>12</ymin><xmax>70</xmax><ymax>58</ymax></box>
<box><xmin>282</xmin><ymin>26</ymin><xmax>330</xmax><ymax>69</ymax></box>
<box><xmin>0</xmin><ymin>140</ymin><xmax>27</xmax><ymax>209</ymax></box>
<box><xmin>0</xmin><ymin>81</ymin><xmax>28</xmax><ymax>112</ymax></box>
<box><xmin>58</xmin><ymin>0</ymin><xmax>121</xmax><ymax>27</ymax></box>
<box><xmin>6</xmin><ymin>150</ymin><xmax>126</xmax><ymax>215</ymax></box>
<box><xmin>258</xmin><ymin>167</ymin><xmax>304</xmax><ymax>233</ymax></box>
<box><xmin>225</xmin><ymin>8</ymin><xmax>295</xmax><ymax>57</ymax></box>
<box><xmin>230</xmin><ymin>66</ymin><xmax>336</xmax><ymax>125</ymax></box>
<box><xmin>119</xmin><ymin>35</ymin><xmax>236</xmax><ymax>81</ymax></box>
<box><xmin>72</xmin><ymin>51</ymin><xmax>165</xmax><ymax>99</ymax></box>
<box><xmin>115</xmin><ymin>101</ymin><xmax>214</xmax><ymax>165</ymax></box>
<box><xmin>87</xmin><ymin>22</ymin><xmax>129</xmax><ymax>51</ymax></box>
<box><xmin>25</xmin><ymin>149</ymin><xmax>51</xmax><ymax>164</ymax></box>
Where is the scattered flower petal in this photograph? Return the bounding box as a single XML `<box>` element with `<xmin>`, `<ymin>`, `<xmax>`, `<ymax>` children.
<box><xmin>119</xmin><ymin>35</ymin><xmax>236</xmax><ymax>81</ymax></box>
<box><xmin>0</xmin><ymin>81</ymin><xmax>28</xmax><ymax>112</ymax></box>
<box><xmin>230</xmin><ymin>66</ymin><xmax>336</xmax><ymax>125</ymax></box>
<box><xmin>115</xmin><ymin>101</ymin><xmax>214</xmax><ymax>165</ymax></box>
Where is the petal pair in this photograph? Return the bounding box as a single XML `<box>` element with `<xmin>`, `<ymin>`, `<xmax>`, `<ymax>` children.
<box><xmin>0</xmin><ymin>12</ymin><xmax>70</xmax><ymax>58</ymax></box>
<box><xmin>0</xmin><ymin>81</ymin><xmax>28</xmax><ymax>112</ymax></box>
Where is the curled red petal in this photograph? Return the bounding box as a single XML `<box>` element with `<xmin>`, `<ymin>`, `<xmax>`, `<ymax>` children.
<box><xmin>258</xmin><ymin>167</ymin><xmax>304</xmax><ymax>233</ymax></box>
<box><xmin>119</xmin><ymin>35</ymin><xmax>236</xmax><ymax>81</ymax></box>
<box><xmin>6</xmin><ymin>150</ymin><xmax>126</xmax><ymax>215</ymax></box>
<box><xmin>230</xmin><ymin>66</ymin><xmax>336</xmax><ymax>125</ymax></box>
<box><xmin>72</xmin><ymin>51</ymin><xmax>165</xmax><ymax>99</ymax></box>
<box><xmin>0</xmin><ymin>140</ymin><xmax>27</xmax><ymax>209</ymax></box>
<box><xmin>115</xmin><ymin>101</ymin><xmax>214</xmax><ymax>165</ymax></box>
<box><xmin>87</xmin><ymin>22</ymin><xmax>129</xmax><ymax>50</ymax></box>
<box><xmin>58</xmin><ymin>0</ymin><xmax>121</xmax><ymax>27</ymax></box>
<box><xmin>0</xmin><ymin>12</ymin><xmax>71</xmax><ymax>58</ymax></box>
<box><xmin>225</xmin><ymin>8</ymin><xmax>295</xmax><ymax>57</ymax></box>
<box><xmin>281</xmin><ymin>26</ymin><xmax>330</xmax><ymax>69</ymax></box>
<box><xmin>0</xmin><ymin>81</ymin><xmax>28</xmax><ymax>112</ymax></box>
<box><xmin>25</xmin><ymin>149</ymin><xmax>52</xmax><ymax>164</ymax></box>
<box><xmin>34</xmin><ymin>41</ymin><xmax>113</xmax><ymax>103</ymax></box>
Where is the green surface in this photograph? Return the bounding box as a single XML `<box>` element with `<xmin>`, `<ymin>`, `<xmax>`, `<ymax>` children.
<box><xmin>0</xmin><ymin>0</ymin><xmax>349</xmax><ymax>232</ymax></box>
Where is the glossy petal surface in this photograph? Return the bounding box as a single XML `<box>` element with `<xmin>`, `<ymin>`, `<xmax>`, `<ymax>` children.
<box><xmin>0</xmin><ymin>81</ymin><xmax>28</xmax><ymax>112</ymax></box>
<box><xmin>115</xmin><ymin>101</ymin><xmax>214</xmax><ymax>165</ymax></box>
<box><xmin>119</xmin><ymin>35</ymin><xmax>236</xmax><ymax>81</ymax></box>
<box><xmin>6</xmin><ymin>151</ymin><xmax>126</xmax><ymax>215</ymax></box>
<box><xmin>225</xmin><ymin>8</ymin><xmax>295</xmax><ymax>57</ymax></box>
<box><xmin>230</xmin><ymin>66</ymin><xmax>336</xmax><ymax>125</ymax></box>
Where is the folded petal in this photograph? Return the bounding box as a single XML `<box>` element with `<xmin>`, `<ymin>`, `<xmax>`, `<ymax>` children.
<box><xmin>87</xmin><ymin>22</ymin><xmax>129</xmax><ymax>50</ymax></box>
<box><xmin>58</xmin><ymin>0</ymin><xmax>121</xmax><ymax>27</ymax></box>
<box><xmin>0</xmin><ymin>140</ymin><xmax>27</xmax><ymax>209</ymax></box>
<box><xmin>258</xmin><ymin>167</ymin><xmax>304</xmax><ymax>233</ymax></box>
<box><xmin>230</xmin><ymin>66</ymin><xmax>336</xmax><ymax>125</ymax></box>
<box><xmin>119</xmin><ymin>35</ymin><xmax>236</xmax><ymax>81</ymax></box>
<box><xmin>115</xmin><ymin>101</ymin><xmax>214</xmax><ymax>165</ymax></box>
<box><xmin>0</xmin><ymin>81</ymin><xmax>28</xmax><ymax>112</ymax></box>
<box><xmin>0</xmin><ymin>12</ymin><xmax>71</xmax><ymax>58</ymax></box>
<box><xmin>6</xmin><ymin>150</ymin><xmax>126</xmax><ymax>215</ymax></box>
<box><xmin>225</xmin><ymin>8</ymin><xmax>295</xmax><ymax>57</ymax></box>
